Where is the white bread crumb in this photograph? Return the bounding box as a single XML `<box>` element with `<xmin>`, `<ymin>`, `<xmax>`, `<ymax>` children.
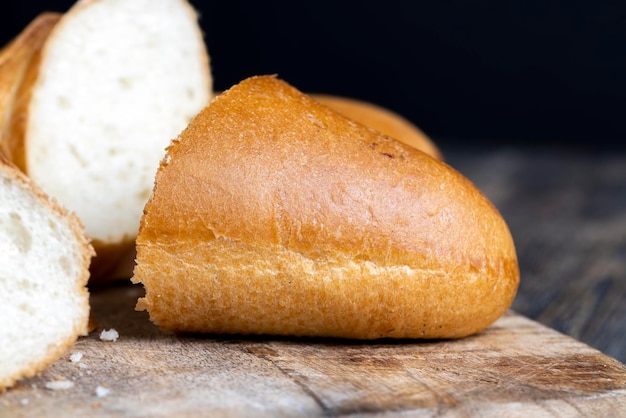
<box><xmin>99</xmin><ymin>329</ymin><xmax>119</xmax><ymax>342</ymax></box>
<box><xmin>95</xmin><ymin>385</ymin><xmax>111</xmax><ymax>398</ymax></box>
<box><xmin>69</xmin><ymin>352</ymin><xmax>83</xmax><ymax>363</ymax></box>
<box><xmin>45</xmin><ymin>380</ymin><xmax>74</xmax><ymax>390</ymax></box>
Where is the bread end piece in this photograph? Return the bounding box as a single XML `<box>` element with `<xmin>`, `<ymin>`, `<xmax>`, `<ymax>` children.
<box><xmin>133</xmin><ymin>75</ymin><xmax>519</xmax><ymax>339</ymax></box>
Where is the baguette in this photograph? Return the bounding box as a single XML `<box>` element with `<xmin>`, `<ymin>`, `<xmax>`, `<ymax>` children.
<box><xmin>313</xmin><ymin>94</ymin><xmax>442</xmax><ymax>160</ymax></box>
<box><xmin>0</xmin><ymin>0</ymin><xmax>212</xmax><ymax>282</ymax></box>
<box><xmin>132</xmin><ymin>75</ymin><xmax>519</xmax><ymax>339</ymax></box>
<box><xmin>0</xmin><ymin>154</ymin><xmax>93</xmax><ymax>390</ymax></box>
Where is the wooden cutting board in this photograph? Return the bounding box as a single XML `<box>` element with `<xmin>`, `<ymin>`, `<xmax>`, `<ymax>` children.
<box><xmin>1</xmin><ymin>284</ymin><xmax>625</xmax><ymax>417</ymax></box>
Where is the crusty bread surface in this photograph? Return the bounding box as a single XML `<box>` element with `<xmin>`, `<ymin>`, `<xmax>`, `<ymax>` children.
<box><xmin>0</xmin><ymin>0</ymin><xmax>212</xmax><ymax>282</ymax></box>
<box><xmin>0</xmin><ymin>154</ymin><xmax>93</xmax><ymax>391</ymax></box>
<box><xmin>313</xmin><ymin>94</ymin><xmax>442</xmax><ymax>160</ymax></box>
<box><xmin>132</xmin><ymin>75</ymin><xmax>519</xmax><ymax>340</ymax></box>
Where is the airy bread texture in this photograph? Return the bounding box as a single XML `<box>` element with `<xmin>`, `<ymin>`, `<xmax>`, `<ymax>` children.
<box><xmin>0</xmin><ymin>0</ymin><xmax>212</xmax><ymax>281</ymax></box>
<box><xmin>132</xmin><ymin>75</ymin><xmax>519</xmax><ymax>339</ymax></box>
<box><xmin>0</xmin><ymin>154</ymin><xmax>93</xmax><ymax>391</ymax></box>
<box><xmin>313</xmin><ymin>94</ymin><xmax>442</xmax><ymax>160</ymax></box>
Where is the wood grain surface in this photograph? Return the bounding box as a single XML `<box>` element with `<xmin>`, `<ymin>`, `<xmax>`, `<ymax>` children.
<box><xmin>1</xmin><ymin>283</ymin><xmax>625</xmax><ymax>417</ymax></box>
<box><xmin>447</xmin><ymin>147</ymin><xmax>626</xmax><ymax>364</ymax></box>
<box><xmin>1</xmin><ymin>146</ymin><xmax>624</xmax><ymax>417</ymax></box>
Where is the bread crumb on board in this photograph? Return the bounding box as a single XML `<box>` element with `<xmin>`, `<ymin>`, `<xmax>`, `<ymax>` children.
<box><xmin>99</xmin><ymin>329</ymin><xmax>119</xmax><ymax>342</ymax></box>
<box><xmin>69</xmin><ymin>352</ymin><xmax>83</xmax><ymax>363</ymax></box>
<box><xmin>95</xmin><ymin>385</ymin><xmax>111</xmax><ymax>398</ymax></box>
<box><xmin>45</xmin><ymin>380</ymin><xmax>74</xmax><ymax>390</ymax></box>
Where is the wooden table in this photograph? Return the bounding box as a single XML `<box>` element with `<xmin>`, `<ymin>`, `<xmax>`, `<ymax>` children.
<box><xmin>1</xmin><ymin>145</ymin><xmax>625</xmax><ymax>417</ymax></box>
<box><xmin>1</xmin><ymin>284</ymin><xmax>625</xmax><ymax>417</ymax></box>
<box><xmin>446</xmin><ymin>145</ymin><xmax>626</xmax><ymax>363</ymax></box>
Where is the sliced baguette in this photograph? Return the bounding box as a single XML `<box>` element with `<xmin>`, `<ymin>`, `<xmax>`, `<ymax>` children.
<box><xmin>0</xmin><ymin>153</ymin><xmax>93</xmax><ymax>391</ymax></box>
<box><xmin>0</xmin><ymin>0</ymin><xmax>212</xmax><ymax>281</ymax></box>
<box><xmin>132</xmin><ymin>75</ymin><xmax>519</xmax><ymax>339</ymax></box>
<box><xmin>0</xmin><ymin>13</ymin><xmax>61</xmax><ymax>159</ymax></box>
<box><xmin>313</xmin><ymin>94</ymin><xmax>442</xmax><ymax>160</ymax></box>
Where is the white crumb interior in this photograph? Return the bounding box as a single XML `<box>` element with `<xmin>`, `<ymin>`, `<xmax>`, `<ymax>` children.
<box><xmin>26</xmin><ymin>0</ymin><xmax>210</xmax><ymax>243</ymax></box>
<box><xmin>0</xmin><ymin>173</ymin><xmax>86</xmax><ymax>383</ymax></box>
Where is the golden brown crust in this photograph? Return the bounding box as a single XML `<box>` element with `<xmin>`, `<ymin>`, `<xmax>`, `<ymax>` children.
<box><xmin>0</xmin><ymin>153</ymin><xmax>94</xmax><ymax>391</ymax></box>
<box><xmin>133</xmin><ymin>75</ymin><xmax>519</xmax><ymax>339</ymax></box>
<box><xmin>313</xmin><ymin>94</ymin><xmax>443</xmax><ymax>160</ymax></box>
<box><xmin>0</xmin><ymin>13</ymin><xmax>61</xmax><ymax>169</ymax></box>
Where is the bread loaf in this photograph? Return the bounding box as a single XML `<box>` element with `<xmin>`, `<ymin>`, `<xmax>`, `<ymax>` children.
<box><xmin>0</xmin><ymin>154</ymin><xmax>93</xmax><ymax>391</ymax></box>
<box><xmin>0</xmin><ymin>0</ymin><xmax>212</xmax><ymax>282</ymax></box>
<box><xmin>132</xmin><ymin>75</ymin><xmax>519</xmax><ymax>339</ymax></box>
<box><xmin>313</xmin><ymin>94</ymin><xmax>442</xmax><ymax>160</ymax></box>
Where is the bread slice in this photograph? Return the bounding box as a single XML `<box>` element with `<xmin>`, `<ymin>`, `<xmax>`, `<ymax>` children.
<box><xmin>132</xmin><ymin>75</ymin><xmax>519</xmax><ymax>339</ymax></box>
<box><xmin>313</xmin><ymin>94</ymin><xmax>442</xmax><ymax>160</ymax></box>
<box><xmin>0</xmin><ymin>13</ymin><xmax>61</xmax><ymax>153</ymax></box>
<box><xmin>0</xmin><ymin>154</ymin><xmax>93</xmax><ymax>391</ymax></box>
<box><xmin>0</xmin><ymin>0</ymin><xmax>212</xmax><ymax>281</ymax></box>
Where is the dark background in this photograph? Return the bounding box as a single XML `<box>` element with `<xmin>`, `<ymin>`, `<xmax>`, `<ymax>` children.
<box><xmin>2</xmin><ymin>1</ymin><xmax>625</xmax><ymax>152</ymax></box>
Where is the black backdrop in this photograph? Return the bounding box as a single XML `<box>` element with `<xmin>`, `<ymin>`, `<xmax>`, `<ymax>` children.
<box><xmin>2</xmin><ymin>1</ymin><xmax>625</xmax><ymax>151</ymax></box>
